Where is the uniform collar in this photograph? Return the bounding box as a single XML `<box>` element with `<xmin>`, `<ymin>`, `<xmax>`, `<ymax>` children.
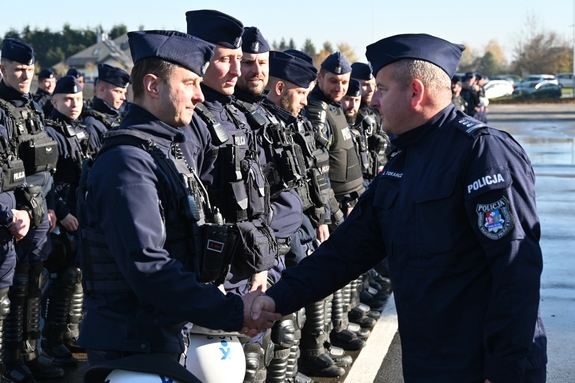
<box><xmin>35</xmin><ymin>88</ymin><xmax>50</xmax><ymax>97</ymax></box>
<box><xmin>0</xmin><ymin>80</ymin><xmax>31</xmax><ymax>106</ymax></box>
<box><xmin>234</xmin><ymin>87</ymin><xmax>266</xmax><ymax>104</ymax></box>
<box><xmin>391</xmin><ymin>104</ymin><xmax>457</xmax><ymax>150</ymax></box>
<box><xmin>92</xmin><ymin>97</ymin><xmax>121</xmax><ymax>116</ymax></box>
<box><xmin>200</xmin><ymin>84</ymin><xmax>234</xmax><ymax>105</ymax></box>
<box><xmin>119</xmin><ymin>103</ymin><xmax>186</xmax><ymax>149</ymax></box>
<box><xmin>309</xmin><ymin>84</ymin><xmax>341</xmax><ymax>107</ymax></box>
<box><xmin>50</xmin><ymin>109</ymin><xmax>75</xmax><ymax>125</ymax></box>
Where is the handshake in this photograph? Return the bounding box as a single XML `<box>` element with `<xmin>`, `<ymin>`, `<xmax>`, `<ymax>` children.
<box><xmin>239</xmin><ymin>291</ymin><xmax>280</xmax><ymax>337</ymax></box>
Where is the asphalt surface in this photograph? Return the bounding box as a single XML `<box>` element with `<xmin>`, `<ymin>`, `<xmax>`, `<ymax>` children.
<box><xmin>61</xmin><ymin>103</ymin><xmax>575</xmax><ymax>382</ymax></box>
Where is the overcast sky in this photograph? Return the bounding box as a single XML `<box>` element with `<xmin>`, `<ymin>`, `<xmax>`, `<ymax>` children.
<box><xmin>0</xmin><ymin>0</ymin><xmax>573</xmax><ymax>62</ymax></box>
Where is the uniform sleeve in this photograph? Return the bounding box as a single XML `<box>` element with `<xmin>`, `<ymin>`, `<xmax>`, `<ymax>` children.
<box><xmin>266</xmin><ymin>178</ymin><xmax>386</xmax><ymax>315</ymax></box>
<box><xmin>463</xmin><ymin>132</ymin><xmax>543</xmax><ymax>382</ymax></box>
<box><xmin>88</xmin><ymin>148</ymin><xmax>244</xmax><ymax>331</ymax></box>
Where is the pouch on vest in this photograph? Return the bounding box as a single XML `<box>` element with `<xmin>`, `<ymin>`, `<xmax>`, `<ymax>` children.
<box><xmin>309</xmin><ymin>167</ymin><xmax>330</xmax><ymax>207</ymax></box>
<box><xmin>242</xmin><ymin>157</ymin><xmax>268</xmax><ymax>218</ymax></box>
<box><xmin>197</xmin><ymin>223</ymin><xmax>239</xmax><ymax>284</ymax></box>
<box><xmin>18</xmin><ymin>133</ymin><xmax>58</xmax><ymax>174</ymax></box>
<box><xmin>235</xmin><ymin>220</ymin><xmax>278</xmax><ymax>274</ymax></box>
<box><xmin>0</xmin><ymin>158</ymin><xmax>26</xmax><ymax>192</ymax></box>
<box><xmin>15</xmin><ymin>184</ymin><xmax>45</xmax><ymax>228</ymax></box>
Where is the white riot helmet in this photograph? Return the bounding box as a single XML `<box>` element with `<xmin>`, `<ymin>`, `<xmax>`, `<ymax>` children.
<box><xmin>185</xmin><ymin>330</ymin><xmax>246</xmax><ymax>383</ymax></box>
<box><xmin>105</xmin><ymin>369</ymin><xmax>181</xmax><ymax>382</ymax></box>
<box><xmin>84</xmin><ymin>354</ymin><xmax>201</xmax><ymax>383</ymax></box>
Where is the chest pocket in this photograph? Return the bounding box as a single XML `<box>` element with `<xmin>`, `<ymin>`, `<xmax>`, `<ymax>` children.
<box><xmin>412</xmin><ymin>173</ymin><xmax>461</xmax><ymax>256</ymax></box>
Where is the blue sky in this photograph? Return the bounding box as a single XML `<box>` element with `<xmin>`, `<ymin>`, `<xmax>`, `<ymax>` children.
<box><xmin>0</xmin><ymin>0</ymin><xmax>572</xmax><ymax>62</ymax></box>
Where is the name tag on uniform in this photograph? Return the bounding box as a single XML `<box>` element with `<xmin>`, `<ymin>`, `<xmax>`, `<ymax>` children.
<box><xmin>342</xmin><ymin>127</ymin><xmax>352</xmax><ymax>141</ymax></box>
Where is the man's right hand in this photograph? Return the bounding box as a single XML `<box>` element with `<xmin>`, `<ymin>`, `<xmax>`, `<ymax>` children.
<box><xmin>239</xmin><ymin>291</ymin><xmax>281</xmax><ymax>337</ymax></box>
<box><xmin>9</xmin><ymin>209</ymin><xmax>30</xmax><ymax>241</ymax></box>
<box><xmin>60</xmin><ymin>213</ymin><xmax>79</xmax><ymax>232</ymax></box>
<box><xmin>316</xmin><ymin>224</ymin><xmax>330</xmax><ymax>243</ymax></box>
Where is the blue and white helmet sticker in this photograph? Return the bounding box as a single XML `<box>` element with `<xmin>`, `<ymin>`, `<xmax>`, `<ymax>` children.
<box><xmin>476</xmin><ymin>197</ymin><xmax>514</xmax><ymax>240</ymax></box>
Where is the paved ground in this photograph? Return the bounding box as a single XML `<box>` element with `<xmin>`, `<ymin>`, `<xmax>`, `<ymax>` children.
<box><xmin>63</xmin><ymin>103</ymin><xmax>575</xmax><ymax>382</ymax></box>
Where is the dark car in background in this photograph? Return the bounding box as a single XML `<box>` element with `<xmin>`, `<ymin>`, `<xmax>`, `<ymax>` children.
<box><xmin>512</xmin><ymin>78</ymin><xmax>562</xmax><ymax>99</ymax></box>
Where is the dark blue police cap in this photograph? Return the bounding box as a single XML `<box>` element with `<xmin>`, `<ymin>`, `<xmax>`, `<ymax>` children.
<box><xmin>1</xmin><ymin>38</ymin><xmax>35</xmax><ymax>65</ymax></box>
<box><xmin>320</xmin><ymin>52</ymin><xmax>351</xmax><ymax>75</ymax></box>
<box><xmin>97</xmin><ymin>63</ymin><xmax>130</xmax><ymax>88</ymax></box>
<box><xmin>366</xmin><ymin>34</ymin><xmax>465</xmax><ymax>78</ymax></box>
<box><xmin>66</xmin><ymin>68</ymin><xmax>84</xmax><ymax>78</ymax></box>
<box><xmin>242</xmin><ymin>27</ymin><xmax>270</xmax><ymax>54</ymax></box>
<box><xmin>53</xmin><ymin>75</ymin><xmax>83</xmax><ymax>94</ymax></box>
<box><xmin>346</xmin><ymin>78</ymin><xmax>362</xmax><ymax>97</ymax></box>
<box><xmin>451</xmin><ymin>75</ymin><xmax>462</xmax><ymax>84</ymax></box>
<box><xmin>284</xmin><ymin>49</ymin><xmax>315</xmax><ymax>65</ymax></box>
<box><xmin>269</xmin><ymin>51</ymin><xmax>317</xmax><ymax>89</ymax></box>
<box><xmin>186</xmin><ymin>10</ymin><xmax>244</xmax><ymax>49</ymax></box>
<box><xmin>351</xmin><ymin>62</ymin><xmax>373</xmax><ymax>81</ymax></box>
<box><xmin>128</xmin><ymin>30</ymin><xmax>215</xmax><ymax>77</ymax></box>
<box><xmin>38</xmin><ymin>67</ymin><xmax>56</xmax><ymax>80</ymax></box>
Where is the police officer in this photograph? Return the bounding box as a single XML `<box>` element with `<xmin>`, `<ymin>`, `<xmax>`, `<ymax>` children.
<box><xmin>266</xmin><ymin>50</ymin><xmax>352</xmax><ymax>379</ymax></box>
<box><xmin>76</xmin><ymin>29</ymin><xmax>280</xmax><ymax>368</ymax></box>
<box><xmin>350</xmin><ymin>62</ymin><xmax>391</xmax><ymax>174</ymax></box>
<box><xmin>81</xmin><ymin>64</ymin><xmax>130</xmax><ymax>150</ymax></box>
<box><xmin>253</xmin><ymin>33</ymin><xmax>548</xmax><ymax>383</ymax></box>
<box><xmin>41</xmin><ymin>75</ymin><xmax>94</xmax><ymax>366</ymax></box>
<box><xmin>305</xmin><ymin>52</ymin><xmax>364</xmax><ymax>222</ymax></box>
<box><xmin>451</xmin><ymin>75</ymin><xmax>467</xmax><ymax>112</ymax></box>
<box><xmin>0</xmin><ymin>37</ymin><xmax>64</xmax><ymax>383</ymax></box>
<box><xmin>32</xmin><ymin>67</ymin><xmax>56</xmax><ymax>117</ymax></box>
<box><xmin>66</xmin><ymin>68</ymin><xmax>84</xmax><ymax>88</ymax></box>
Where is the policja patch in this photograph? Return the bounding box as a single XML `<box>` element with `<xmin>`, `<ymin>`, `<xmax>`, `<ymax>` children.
<box><xmin>476</xmin><ymin>197</ymin><xmax>514</xmax><ymax>240</ymax></box>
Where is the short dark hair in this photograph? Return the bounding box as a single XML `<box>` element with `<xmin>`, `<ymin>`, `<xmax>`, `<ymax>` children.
<box><xmin>131</xmin><ymin>57</ymin><xmax>177</xmax><ymax>101</ymax></box>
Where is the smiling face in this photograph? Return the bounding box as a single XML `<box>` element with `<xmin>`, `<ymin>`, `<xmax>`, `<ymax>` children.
<box><xmin>202</xmin><ymin>45</ymin><xmax>243</xmax><ymax>95</ymax></box>
<box><xmin>317</xmin><ymin>70</ymin><xmax>350</xmax><ymax>103</ymax></box>
<box><xmin>38</xmin><ymin>77</ymin><xmax>56</xmax><ymax>94</ymax></box>
<box><xmin>0</xmin><ymin>59</ymin><xmax>35</xmax><ymax>94</ymax></box>
<box><xmin>237</xmin><ymin>51</ymin><xmax>269</xmax><ymax>97</ymax></box>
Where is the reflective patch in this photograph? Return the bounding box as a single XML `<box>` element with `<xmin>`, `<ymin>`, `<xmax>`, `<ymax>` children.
<box><xmin>207</xmin><ymin>239</ymin><xmax>224</xmax><ymax>253</ymax></box>
<box><xmin>476</xmin><ymin>197</ymin><xmax>514</xmax><ymax>240</ymax></box>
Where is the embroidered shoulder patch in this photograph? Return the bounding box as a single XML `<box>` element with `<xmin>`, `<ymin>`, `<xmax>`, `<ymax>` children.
<box><xmin>455</xmin><ymin>116</ymin><xmax>487</xmax><ymax>135</ymax></box>
<box><xmin>476</xmin><ymin>197</ymin><xmax>514</xmax><ymax>240</ymax></box>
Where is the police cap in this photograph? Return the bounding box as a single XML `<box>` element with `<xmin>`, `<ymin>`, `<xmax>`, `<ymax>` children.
<box><xmin>38</xmin><ymin>67</ymin><xmax>56</xmax><ymax>80</ymax></box>
<box><xmin>320</xmin><ymin>52</ymin><xmax>351</xmax><ymax>75</ymax></box>
<box><xmin>1</xmin><ymin>38</ymin><xmax>35</xmax><ymax>65</ymax></box>
<box><xmin>186</xmin><ymin>9</ymin><xmax>244</xmax><ymax>49</ymax></box>
<box><xmin>269</xmin><ymin>51</ymin><xmax>317</xmax><ymax>89</ymax></box>
<box><xmin>128</xmin><ymin>30</ymin><xmax>215</xmax><ymax>77</ymax></box>
<box><xmin>53</xmin><ymin>75</ymin><xmax>83</xmax><ymax>94</ymax></box>
<box><xmin>351</xmin><ymin>62</ymin><xmax>373</xmax><ymax>81</ymax></box>
<box><xmin>242</xmin><ymin>27</ymin><xmax>270</xmax><ymax>54</ymax></box>
<box><xmin>97</xmin><ymin>63</ymin><xmax>130</xmax><ymax>88</ymax></box>
<box><xmin>284</xmin><ymin>49</ymin><xmax>315</xmax><ymax>66</ymax></box>
<box><xmin>366</xmin><ymin>34</ymin><xmax>465</xmax><ymax>78</ymax></box>
<box><xmin>66</xmin><ymin>68</ymin><xmax>84</xmax><ymax>78</ymax></box>
<box><xmin>346</xmin><ymin>78</ymin><xmax>362</xmax><ymax>97</ymax></box>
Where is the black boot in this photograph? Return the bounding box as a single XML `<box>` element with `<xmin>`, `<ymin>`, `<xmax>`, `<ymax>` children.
<box><xmin>62</xmin><ymin>281</ymin><xmax>84</xmax><ymax>353</ymax></box>
<box><xmin>3</xmin><ymin>265</ymin><xmax>37</xmax><ymax>383</ymax></box>
<box><xmin>0</xmin><ymin>288</ymin><xmax>11</xmax><ymax>378</ymax></box>
<box><xmin>22</xmin><ymin>263</ymin><xmax>64</xmax><ymax>380</ymax></box>
<box><xmin>298</xmin><ymin>301</ymin><xmax>344</xmax><ymax>377</ymax></box>
<box><xmin>329</xmin><ymin>289</ymin><xmax>365</xmax><ymax>351</ymax></box>
<box><xmin>41</xmin><ymin>267</ymin><xmax>82</xmax><ymax>366</ymax></box>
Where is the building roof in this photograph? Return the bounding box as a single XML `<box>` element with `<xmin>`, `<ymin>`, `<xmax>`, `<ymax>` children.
<box><xmin>63</xmin><ymin>33</ymin><xmax>132</xmax><ymax>70</ymax></box>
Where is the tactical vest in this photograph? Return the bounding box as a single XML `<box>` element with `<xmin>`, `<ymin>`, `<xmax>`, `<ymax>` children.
<box><xmin>233</xmin><ymin>99</ymin><xmax>312</xmax><ymax>210</ymax></box>
<box><xmin>194</xmin><ymin>102</ymin><xmax>278</xmax><ymax>274</ymax></box>
<box><xmin>324</xmin><ymin>103</ymin><xmax>364</xmax><ymax>196</ymax></box>
<box><xmin>78</xmin><ymin>130</ymin><xmax>238</xmax><ymax>293</ymax></box>
<box><xmin>82</xmin><ymin>108</ymin><xmax>122</xmax><ymax>131</ymax></box>
<box><xmin>45</xmin><ymin>119</ymin><xmax>95</xmax><ymax>183</ymax></box>
<box><xmin>0</xmin><ymin>99</ymin><xmax>58</xmax><ymax>176</ymax></box>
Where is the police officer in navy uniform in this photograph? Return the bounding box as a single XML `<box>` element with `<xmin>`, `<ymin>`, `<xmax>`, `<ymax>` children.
<box><xmin>81</xmin><ymin>64</ymin><xmax>130</xmax><ymax>150</ymax></box>
<box><xmin>252</xmin><ymin>33</ymin><xmax>548</xmax><ymax>383</ymax></box>
<box><xmin>306</xmin><ymin>52</ymin><xmax>365</xmax><ymax>222</ymax></box>
<box><xmin>0</xmin><ymin>37</ymin><xmax>65</xmax><ymax>383</ymax></box>
<box><xmin>32</xmin><ymin>67</ymin><xmax>56</xmax><ymax>117</ymax></box>
<box><xmin>66</xmin><ymin>68</ymin><xmax>84</xmax><ymax>88</ymax></box>
<box><xmin>350</xmin><ymin>62</ymin><xmax>391</xmax><ymax>173</ymax></box>
<box><xmin>76</xmin><ymin>29</ymin><xmax>280</xmax><ymax>368</ymax></box>
<box><xmin>41</xmin><ymin>76</ymin><xmax>94</xmax><ymax>367</ymax></box>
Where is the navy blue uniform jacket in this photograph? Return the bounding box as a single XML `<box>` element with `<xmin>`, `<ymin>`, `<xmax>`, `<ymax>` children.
<box><xmin>266</xmin><ymin>105</ymin><xmax>547</xmax><ymax>382</ymax></box>
<box><xmin>78</xmin><ymin>104</ymin><xmax>244</xmax><ymax>354</ymax></box>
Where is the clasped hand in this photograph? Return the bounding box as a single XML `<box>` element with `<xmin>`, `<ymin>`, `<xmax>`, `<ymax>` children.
<box><xmin>239</xmin><ymin>291</ymin><xmax>280</xmax><ymax>337</ymax></box>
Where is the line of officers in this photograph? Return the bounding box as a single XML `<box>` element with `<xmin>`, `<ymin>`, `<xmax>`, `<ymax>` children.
<box><xmin>0</xmin><ymin>9</ymin><xmax>392</xmax><ymax>383</ymax></box>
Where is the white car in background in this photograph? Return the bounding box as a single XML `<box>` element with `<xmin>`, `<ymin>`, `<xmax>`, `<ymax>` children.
<box><xmin>556</xmin><ymin>73</ymin><xmax>574</xmax><ymax>88</ymax></box>
<box><xmin>484</xmin><ymin>80</ymin><xmax>514</xmax><ymax>99</ymax></box>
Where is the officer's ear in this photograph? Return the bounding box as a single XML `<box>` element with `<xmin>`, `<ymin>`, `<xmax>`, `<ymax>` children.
<box><xmin>275</xmin><ymin>80</ymin><xmax>285</xmax><ymax>96</ymax></box>
<box><xmin>410</xmin><ymin>79</ymin><xmax>425</xmax><ymax>108</ymax></box>
<box><xmin>142</xmin><ymin>74</ymin><xmax>161</xmax><ymax>100</ymax></box>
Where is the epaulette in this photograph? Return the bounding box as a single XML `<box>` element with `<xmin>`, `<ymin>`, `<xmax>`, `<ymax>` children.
<box><xmin>454</xmin><ymin>116</ymin><xmax>488</xmax><ymax>136</ymax></box>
